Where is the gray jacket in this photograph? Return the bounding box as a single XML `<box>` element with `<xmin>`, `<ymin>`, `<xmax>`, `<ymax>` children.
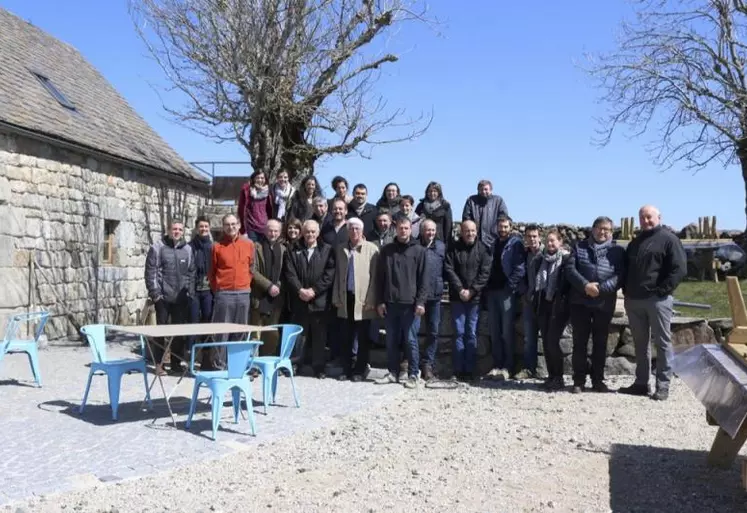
<box><xmin>461</xmin><ymin>194</ymin><xmax>509</xmax><ymax>250</ymax></box>
<box><xmin>144</xmin><ymin>236</ymin><xmax>195</xmax><ymax>303</ymax></box>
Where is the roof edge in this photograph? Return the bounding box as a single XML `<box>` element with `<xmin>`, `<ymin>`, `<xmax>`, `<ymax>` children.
<box><xmin>0</xmin><ymin>120</ymin><xmax>211</xmax><ymax>190</ymax></box>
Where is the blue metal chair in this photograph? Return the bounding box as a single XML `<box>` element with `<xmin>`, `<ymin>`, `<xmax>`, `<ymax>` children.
<box><xmin>249</xmin><ymin>324</ymin><xmax>303</xmax><ymax>414</ymax></box>
<box><xmin>79</xmin><ymin>324</ymin><xmax>152</xmax><ymax>421</ymax></box>
<box><xmin>186</xmin><ymin>341</ymin><xmax>261</xmax><ymax>440</ymax></box>
<box><xmin>0</xmin><ymin>311</ymin><xmax>49</xmax><ymax>387</ymax></box>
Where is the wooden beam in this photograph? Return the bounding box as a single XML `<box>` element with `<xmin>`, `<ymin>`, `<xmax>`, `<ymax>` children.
<box><xmin>708</xmin><ymin>423</ymin><xmax>747</xmax><ymax>468</ymax></box>
<box><xmin>727</xmin><ymin>277</ymin><xmax>747</xmax><ymax>328</ymax></box>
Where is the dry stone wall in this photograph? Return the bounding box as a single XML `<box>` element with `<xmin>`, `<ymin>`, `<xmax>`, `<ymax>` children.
<box><xmin>368</xmin><ymin>303</ymin><xmax>727</xmax><ymax>376</ymax></box>
<box><xmin>0</xmin><ymin>131</ymin><xmax>207</xmax><ymax>341</ymax></box>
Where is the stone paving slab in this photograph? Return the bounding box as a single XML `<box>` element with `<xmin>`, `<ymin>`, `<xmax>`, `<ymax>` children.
<box><xmin>0</xmin><ymin>344</ymin><xmax>403</xmax><ymax>506</ymax></box>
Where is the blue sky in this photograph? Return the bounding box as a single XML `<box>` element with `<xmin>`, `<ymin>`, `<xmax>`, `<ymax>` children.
<box><xmin>4</xmin><ymin>0</ymin><xmax>744</xmax><ymax>229</ymax></box>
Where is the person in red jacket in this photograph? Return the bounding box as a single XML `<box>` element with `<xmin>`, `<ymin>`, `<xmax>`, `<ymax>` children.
<box><xmin>237</xmin><ymin>170</ymin><xmax>274</xmax><ymax>241</ymax></box>
<box><xmin>204</xmin><ymin>214</ymin><xmax>255</xmax><ymax>370</ymax></box>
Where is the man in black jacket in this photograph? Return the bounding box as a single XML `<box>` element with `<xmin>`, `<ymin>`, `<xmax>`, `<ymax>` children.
<box><xmin>565</xmin><ymin>216</ymin><xmax>625</xmax><ymax>393</ymax></box>
<box><xmin>375</xmin><ymin>217</ymin><xmax>428</xmax><ymax>388</ymax></box>
<box><xmin>144</xmin><ymin>220</ymin><xmax>195</xmax><ymax>375</ymax></box>
<box><xmin>620</xmin><ymin>205</ymin><xmax>686</xmax><ymax>401</ymax></box>
<box><xmin>461</xmin><ymin>179</ymin><xmax>509</xmax><ymax>251</ymax></box>
<box><xmin>283</xmin><ymin>219</ymin><xmax>336</xmax><ymax>378</ymax></box>
<box><xmin>347</xmin><ymin>184</ymin><xmax>377</xmax><ymax>235</ymax></box>
<box><xmin>444</xmin><ymin>220</ymin><xmax>491</xmax><ymax>380</ymax></box>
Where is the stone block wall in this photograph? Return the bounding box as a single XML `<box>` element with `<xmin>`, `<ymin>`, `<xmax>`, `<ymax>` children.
<box><xmin>369</xmin><ymin>302</ymin><xmax>728</xmax><ymax>376</ymax></box>
<box><xmin>0</xmin><ymin>131</ymin><xmax>208</xmax><ymax>340</ymax></box>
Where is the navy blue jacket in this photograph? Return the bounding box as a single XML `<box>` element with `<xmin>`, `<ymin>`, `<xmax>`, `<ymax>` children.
<box><xmin>487</xmin><ymin>235</ymin><xmax>526</xmax><ymax>294</ymax></box>
<box><xmin>422</xmin><ymin>239</ymin><xmax>446</xmax><ymax>301</ymax></box>
<box><xmin>565</xmin><ymin>239</ymin><xmax>625</xmax><ymax>310</ymax></box>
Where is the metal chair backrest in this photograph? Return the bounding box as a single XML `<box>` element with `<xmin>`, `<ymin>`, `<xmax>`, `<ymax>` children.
<box><xmin>80</xmin><ymin>324</ymin><xmax>109</xmax><ymax>364</ymax></box>
<box><xmin>272</xmin><ymin>324</ymin><xmax>303</xmax><ymax>360</ymax></box>
<box><xmin>3</xmin><ymin>311</ymin><xmax>50</xmax><ymax>344</ymax></box>
<box><xmin>225</xmin><ymin>341</ymin><xmax>261</xmax><ymax>379</ymax></box>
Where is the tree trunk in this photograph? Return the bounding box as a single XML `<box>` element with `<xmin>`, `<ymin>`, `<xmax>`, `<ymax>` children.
<box><xmin>740</xmin><ymin>150</ymin><xmax>747</xmax><ymax>232</ymax></box>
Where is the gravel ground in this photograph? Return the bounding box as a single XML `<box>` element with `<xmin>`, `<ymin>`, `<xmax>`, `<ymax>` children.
<box><xmin>4</xmin><ymin>376</ymin><xmax>746</xmax><ymax>513</ymax></box>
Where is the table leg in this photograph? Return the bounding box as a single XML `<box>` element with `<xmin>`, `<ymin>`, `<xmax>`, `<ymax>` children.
<box><xmin>141</xmin><ymin>337</ymin><xmax>178</xmax><ymax>427</ymax></box>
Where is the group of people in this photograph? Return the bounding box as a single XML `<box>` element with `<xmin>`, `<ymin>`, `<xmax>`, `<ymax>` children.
<box><xmin>144</xmin><ymin>172</ymin><xmax>687</xmax><ymax>400</ymax></box>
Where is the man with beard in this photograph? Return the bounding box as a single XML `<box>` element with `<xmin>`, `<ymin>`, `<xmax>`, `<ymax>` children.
<box><xmin>284</xmin><ymin>220</ymin><xmax>336</xmax><ymax>378</ymax></box>
<box><xmin>321</xmin><ymin>198</ymin><xmax>350</xmax><ymax>247</ymax></box>
<box><xmin>145</xmin><ymin>220</ymin><xmax>196</xmax><ymax>375</ymax></box>
<box><xmin>346</xmin><ymin>183</ymin><xmax>377</xmax><ymax>234</ymax></box>
<box><xmin>484</xmin><ymin>215</ymin><xmax>525</xmax><ymax>380</ymax></box>
<box><xmin>461</xmin><ymin>179</ymin><xmax>509</xmax><ymax>252</ymax></box>
<box><xmin>251</xmin><ymin>219</ymin><xmax>286</xmax><ymax>356</ymax></box>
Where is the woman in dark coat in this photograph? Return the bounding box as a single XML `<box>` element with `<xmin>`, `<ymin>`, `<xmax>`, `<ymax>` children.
<box><xmin>415</xmin><ymin>181</ymin><xmax>453</xmax><ymax>244</ymax></box>
<box><xmin>288</xmin><ymin>176</ymin><xmax>323</xmax><ymax>222</ymax></box>
<box><xmin>375</xmin><ymin>182</ymin><xmax>402</xmax><ymax>217</ymax></box>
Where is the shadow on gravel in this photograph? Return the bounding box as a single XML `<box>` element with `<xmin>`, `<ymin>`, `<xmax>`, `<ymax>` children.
<box><xmin>0</xmin><ymin>379</ymin><xmax>37</xmax><ymax>388</ymax></box>
<box><xmin>472</xmin><ymin>380</ymin><xmax>546</xmax><ymax>392</ymax></box>
<box><xmin>36</xmin><ymin>397</ymin><xmax>264</xmax><ymax>426</ymax></box>
<box><xmin>609</xmin><ymin>444</ymin><xmax>746</xmax><ymax>513</ymax></box>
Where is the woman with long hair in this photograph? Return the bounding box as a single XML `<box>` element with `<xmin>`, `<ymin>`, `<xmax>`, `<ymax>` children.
<box><xmin>375</xmin><ymin>182</ymin><xmax>401</xmax><ymax>217</ymax></box>
<box><xmin>415</xmin><ymin>181</ymin><xmax>453</xmax><ymax>243</ymax></box>
<box><xmin>288</xmin><ymin>175</ymin><xmax>322</xmax><ymax>222</ymax></box>
<box><xmin>237</xmin><ymin>170</ymin><xmax>274</xmax><ymax>241</ymax></box>
<box><xmin>272</xmin><ymin>170</ymin><xmax>295</xmax><ymax>220</ymax></box>
<box><xmin>283</xmin><ymin>217</ymin><xmax>303</xmax><ymax>250</ymax></box>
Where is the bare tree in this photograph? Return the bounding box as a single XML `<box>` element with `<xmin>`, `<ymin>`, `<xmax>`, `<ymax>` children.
<box><xmin>130</xmin><ymin>0</ymin><xmax>431</xmax><ymax>182</ymax></box>
<box><xmin>586</xmin><ymin>0</ymin><xmax>747</xmax><ymax>228</ymax></box>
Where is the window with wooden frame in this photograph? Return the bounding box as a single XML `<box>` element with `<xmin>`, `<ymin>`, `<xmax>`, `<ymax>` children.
<box><xmin>102</xmin><ymin>220</ymin><xmax>119</xmax><ymax>265</ymax></box>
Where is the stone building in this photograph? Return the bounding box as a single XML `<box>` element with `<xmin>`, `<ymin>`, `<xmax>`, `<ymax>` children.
<box><xmin>0</xmin><ymin>9</ymin><xmax>210</xmax><ymax>340</ymax></box>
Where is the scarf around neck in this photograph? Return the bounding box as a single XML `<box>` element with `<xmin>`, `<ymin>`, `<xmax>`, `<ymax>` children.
<box><xmin>535</xmin><ymin>249</ymin><xmax>566</xmax><ymax>301</ymax></box>
<box><xmin>191</xmin><ymin>235</ymin><xmax>212</xmax><ymax>281</ymax></box>
<box><xmin>422</xmin><ymin>199</ymin><xmax>442</xmax><ymax>215</ymax></box>
<box><xmin>251</xmin><ymin>185</ymin><xmax>270</xmax><ymax>200</ymax></box>
<box><xmin>273</xmin><ymin>183</ymin><xmax>294</xmax><ymax>218</ymax></box>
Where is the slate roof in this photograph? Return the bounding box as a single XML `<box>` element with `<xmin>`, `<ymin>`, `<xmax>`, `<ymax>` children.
<box><xmin>0</xmin><ymin>8</ymin><xmax>208</xmax><ymax>184</ymax></box>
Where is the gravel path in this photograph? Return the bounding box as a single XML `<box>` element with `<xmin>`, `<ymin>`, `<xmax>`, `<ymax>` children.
<box><xmin>4</xmin><ymin>376</ymin><xmax>745</xmax><ymax>513</ymax></box>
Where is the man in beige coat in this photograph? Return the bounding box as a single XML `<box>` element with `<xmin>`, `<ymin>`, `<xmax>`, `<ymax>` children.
<box><xmin>250</xmin><ymin>219</ymin><xmax>286</xmax><ymax>356</ymax></box>
<box><xmin>333</xmin><ymin>217</ymin><xmax>379</xmax><ymax>381</ymax></box>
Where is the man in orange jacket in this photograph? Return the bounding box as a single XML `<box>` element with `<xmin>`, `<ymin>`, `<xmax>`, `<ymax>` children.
<box><xmin>205</xmin><ymin>213</ymin><xmax>255</xmax><ymax>370</ymax></box>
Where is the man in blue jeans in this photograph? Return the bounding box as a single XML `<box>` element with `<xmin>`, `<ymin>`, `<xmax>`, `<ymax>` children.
<box><xmin>375</xmin><ymin>217</ymin><xmax>427</xmax><ymax>389</ymax></box>
<box><xmin>515</xmin><ymin>224</ymin><xmax>543</xmax><ymax>380</ymax></box>
<box><xmin>416</xmin><ymin>219</ymin><xmax>446</xmax><ymax>381</ymax></box>
<box><xmin>189</xmin><ymin>216</ymin><xmax>214</xmax><ymax>357</ymax></box>
<box><xmin>484</xmin><ymin>215</ymin><xmax>526</xmax><ymax>380</ymax></box>
<box><xmin>444</xmin><ymin>221</ymin><xmax>491</xmax><ymax>381</ymax></box>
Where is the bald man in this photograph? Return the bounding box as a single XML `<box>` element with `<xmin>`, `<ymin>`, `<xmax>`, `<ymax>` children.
<box><xmin>250</xmin><ymin>219</ymin><xmax>286</xmax><ymax>356</ymax></box>
<box><xmin>620</xmin><ymin>205</ymin><xmax>686</xmax><ymax>401</ymax></box>
<box><xmin>444</xmin><ymin>220</ymin><xmax>492</xmax><ymax>380</ymax></box>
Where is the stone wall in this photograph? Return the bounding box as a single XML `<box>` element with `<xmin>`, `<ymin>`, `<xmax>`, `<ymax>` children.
<box><xmin>0</xmin><ymin>131</ymin><xmax>208</xmax><ymax>341</ymax></box>
<box><xmin>369</xmin><ymin>302</ymin><xmax>729</xmax><ymax>376</ymax></box>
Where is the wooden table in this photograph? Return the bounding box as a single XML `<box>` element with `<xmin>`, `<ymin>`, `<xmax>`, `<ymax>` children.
<box><xmin>109</xmin><ymin>323</ymin><xmax>276</xmax><ymax>426</ymax></box>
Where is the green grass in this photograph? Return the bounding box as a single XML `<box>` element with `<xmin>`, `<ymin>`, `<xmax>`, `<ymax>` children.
<box><xmin>674</xmin><ymin>279</ymin><xmax>747</xmax><ymax>319</ymax></box>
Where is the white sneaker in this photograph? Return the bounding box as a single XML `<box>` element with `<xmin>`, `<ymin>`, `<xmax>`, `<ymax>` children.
<box><xmin>375</xmin><ymin>373</ymin><xmax>398</xmax><ymax>385</ymax></box>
